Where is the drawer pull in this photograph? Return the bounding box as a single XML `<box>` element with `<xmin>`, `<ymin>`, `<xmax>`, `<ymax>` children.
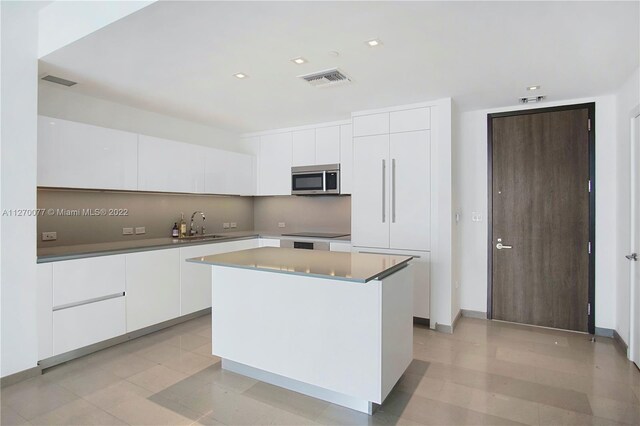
<box><xmin>53</xmin><ymin>292</ymin><xmax>125</xmax><ymax>311</ymax></box>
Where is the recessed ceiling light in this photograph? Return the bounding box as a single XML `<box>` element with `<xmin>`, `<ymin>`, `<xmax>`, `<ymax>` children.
<box><xmin>233</xmin><ymin>73</ymin><xmax>248</xmax><ymax>79</ymax></box>
<box><xmin>366</xmin><ymin>39</ymin><xmax>382</xmax><ymax>47</ymax></box>
<box><xmin>527</xmin><ymin>85</ymin><xmax>541</xmax><ymax>91</ymax></box>
<box><xmin>291</xmin><ymin>57</ymin><xmax>307</xmax><ymax>65</ymax></box>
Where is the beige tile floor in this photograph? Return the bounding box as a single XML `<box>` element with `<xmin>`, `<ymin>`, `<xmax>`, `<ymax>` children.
<box><xmin>1</xmin><ymin>315</ymin><xmax>639</xmax><ymax>425</ymax></box>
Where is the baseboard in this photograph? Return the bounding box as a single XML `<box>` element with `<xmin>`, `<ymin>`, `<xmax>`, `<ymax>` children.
<box><xmin>613</xmin><ymin>329</ymin><xmax>628</xmax><ymax>355</ymax></box>
<box><xmin>461</xmin><ymin>309</ymin><xmax>487</xmax><ymax>319</ymax></box>
<box><xmin>595</xmin><ymin>327</ymin><xmax>614</xmax><ymax>338</ymax></box>
<box><xmin>0</xmin><ymin>365</ymin><xmax>42</xmax><ymax>388</ymax></box>
<box><xmin>37</xmin><ymin>308</ymin><xmax>210</xmax><ymax>372</ymax></box>
<box><xmin>413</xmin><ymin>317</ymin><xmax>430</xmax><ymax>327</ymax></box>
<box><xmin>434</xmin><ymin>310</ymin><xmax>461</xmax><ymax>335</ymax></box>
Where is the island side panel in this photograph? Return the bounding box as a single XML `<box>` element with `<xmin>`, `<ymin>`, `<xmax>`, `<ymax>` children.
<box><xmin>211</xmin><ymin>266</ymin><xmax>382</xmax><ymax>403</ymax></box>
<box><xmin>380</xmin><ymin>264</ymin><xmax>414</xmax><ymax>401</ymax></box>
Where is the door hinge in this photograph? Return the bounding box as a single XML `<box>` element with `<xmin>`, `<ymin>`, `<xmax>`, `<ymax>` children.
<box><xmin>588</xmin><ymin>180</ymin><xmax>591</xmax><ymax>193</ymax></box>
<box><xmin>588</xmin><ymin>118</ymin><xmax>591</xmax><ymax>132</ymax></box>
<box><xmin>588</xmin><ymin>303</ymin><xmax>591</xmax><ymax>316</ymax></box>
<box><xmin>588</xmin><ymin>241</ymin><xmax>592</xmax><ymax>254</ymax></box>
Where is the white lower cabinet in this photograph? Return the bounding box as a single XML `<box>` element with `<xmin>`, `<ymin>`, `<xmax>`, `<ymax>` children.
<box><xmin>126</xmin><ymin>249</ymin><xmax>180</xmax><ymax>332</ymax></box>
<box><xmin>53</xmin><ymin>296</ymin><xmax>126</xmax><ymax>356</ymax></box>
<box><xmin>37</xmin><ymin>263</ymin><xmax>53</xmax><ymax>360</ymax></box>
<box><xmin>329</xmin><ymin>242</ymin><xmax>352</xmax><ymax>252</ymax></box>
<box><xmin>180</xmin><ymin>239</ymin><xmax>259</xmax><ymax>316</ymax></box>
<box><xmin>258</xmin><ymin>238</ymin><xmax>281</xmax><ymax>247</ymax></box>
<box><xmin>352</xmin><ymin>247</ymin><xmax>430</xmax><ymax>320</ymax></box>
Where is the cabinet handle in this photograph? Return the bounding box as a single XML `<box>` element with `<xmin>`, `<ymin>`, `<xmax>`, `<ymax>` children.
<box><xmin>322</xmin><ymin>171</ymin><xmax>326</xmax><ymax>191</ymax></box>
<box><xmin>392</xmin><ymin>158</ymin><xmax>396</xmax><ymax>223</ymax></box>
<box><xmin>382</xmin><ymin>159</ymin><xmax>386</xmax><ymax>223</ymax></box>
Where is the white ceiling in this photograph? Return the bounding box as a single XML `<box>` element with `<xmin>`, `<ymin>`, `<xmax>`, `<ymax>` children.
<box><xmin>39</xmin><ymin>1</ymin><xmax>639</xmax><ymax>133</ymax></box>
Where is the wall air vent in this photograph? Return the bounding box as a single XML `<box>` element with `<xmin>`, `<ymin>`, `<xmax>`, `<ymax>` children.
<box><xmin>41</xmin><ymin>75</ymin><xmax>77</xmax><ymax>87</ymax></box>
<box><xmin>299</xmin><ymin>68</ymin><xmax>351</xmax><ymax>88</ymax></box>
<box><xmin>519</xmin><ymin>95</ymin><xmax>546</xmax><ymax>104</ymax></box>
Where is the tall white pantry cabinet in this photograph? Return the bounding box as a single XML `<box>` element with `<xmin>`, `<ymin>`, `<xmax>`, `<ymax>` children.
<box><xmin>351</xmin><ymin>105</ymin><xmax>432</xmax><ymax>320</ymax></box>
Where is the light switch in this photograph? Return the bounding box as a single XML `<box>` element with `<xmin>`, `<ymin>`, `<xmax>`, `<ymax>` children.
<box><xmin>223</xmin><ymin>223</ymin><xmax>230</xmax><ymax>229</ymax></box>
<box><xmin>135</xmin><ymin>227</ymin><xmax>146</xmax><ymax>234</ymax></box>
<box><xmin>230</xmin><ymin>222</ymin><xmax>237</xmax><ymax>229</ymax></box>
<box><xmin>122</xmin><ymin>227</ymin><xmax>134</xmax><ymax>235</ymax></box>
<box><xmin>278</xmin><ymin>222</ymin><xmax>286</xmax><ymax>228</ymax></box>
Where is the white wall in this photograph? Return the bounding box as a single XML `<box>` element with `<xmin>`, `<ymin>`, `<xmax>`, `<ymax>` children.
<box><xmin>455</xmin><ymin>95</ymin><xmax>619</xmax><ymax>331</ymax></box>
<box><xmin>1</xmin><ymin>1</ymin><xmax>40</xmax><ymax>377</ymax></box>
<box><xmin>38</xmin><ymin>83</ymin><xmax>244</xmax><ymax>153</ymax></box>
<box><xmin>615</xmin><ymin>67</ymin><xmax>640</xmax><ymax>345</ymax></box>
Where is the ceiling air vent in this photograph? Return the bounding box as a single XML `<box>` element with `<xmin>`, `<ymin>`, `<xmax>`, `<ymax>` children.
<box><xmin>519</xmin><ymin>95</ymin><xmax>545</xmax><ymax>104</ymax></box>
<box><xmin>299</xmin><ymin>68</ymin><xmax>351</xmax><ymax>88</ymax></box>
<box><xmin>41</xmin><ymin>75</ymin><xmax>77</xmax><ymax>87</ymax></box>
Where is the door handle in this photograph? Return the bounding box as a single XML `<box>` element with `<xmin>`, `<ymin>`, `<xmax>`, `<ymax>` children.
<box><xmin>382</xmin><ymin>159</ymin><xmax>386</xmax><ymax>223</ymax></box>
<box><xmin>496</xmin><ymin>242</ymin><xmax>512</xmax><ymax>250</ymax></box>
<box><xmin>392</xmin><ymin>158</ymin><xmax>396</xmax><ymax>223</ymax></box>
<box><xmin>626</xmin><ymin>253</ymin><xmax>638</xmax><ymax>261</ymax></box>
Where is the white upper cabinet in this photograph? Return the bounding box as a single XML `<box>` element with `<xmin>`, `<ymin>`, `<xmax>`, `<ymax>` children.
<box><xmin>353</xmin><ymin>113</ymin><xmax>389</xmax><ymax>137</ymax></box>
<box><xmin>138</xmin><ymin>135</ymin><xmax>206</xmax><ymax>193</ymax></box>
<box><xmin>258</xmin><ymin>132</ymin><xmax>292</xmax><ymax>195</ymax></box>
<box><xmin>339</xmin><ymin>124</ymin><xmax>353</xmax><ymax>195</ymax></box>
<box><xmin>315</xmin><ymin>126</ymin><xmax>341</xmax><ymax>165</ymax></box>
<box><xmin>205</xmin><ymin>149</ymin><xmax>255</xmax><ymax>195</ymax></box>
<box><xmin>291</xmin><ymin>130</ymin><xmax>316</xmax><ymax>166</ymax></box>
<box><xmin>38</xmin><ymin>116</ymin><xmax>138</xmax><ymax>190</ymax></box>
<box><xmin>389</xmin><ymin>108</ymin><xmax>430</xmax><ymax>133</ymax></box>
<box><xmin>389</xmin><ymin>131</ymin><xmax>430</xmax><ymax>250</ymax></box>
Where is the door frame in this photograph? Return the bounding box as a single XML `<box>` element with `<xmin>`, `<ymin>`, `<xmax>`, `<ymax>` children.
<box><xmin>629</xmin><ymin>106</ymin><xmax>640</xmax><ymax>363</ymax></box>
<box><xmin>486</xmin><ymin>102</ymin><xmax>596</xmax><ymax>334</ymax></box>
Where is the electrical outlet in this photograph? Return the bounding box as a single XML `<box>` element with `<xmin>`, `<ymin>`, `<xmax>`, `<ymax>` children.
<box><xmin>278</xmin><ymin>222</ymin><xmax>286</xmax><ymax>228</ymax></box>
<box><xmin>223</xmin><ymin>223</ymin><xmax>230</xmax><ymax>229</ymax></box>
<box><xmin>135</xmin><ymin>227</ymin><xmax>146</xmax><ymax>235</ymax></box>
<box><xmin>122</xmin><ymin>227</ymin><xmax>134</xmax><ymax>235</ymax></box>
<box><xmin>472</xmin><ymin>212</ymin><xmax>482</xmax><ymax>222</ymax></box>
<box><xmin>230</xmin><ymin>222</ymin><xmax>237</xmax><ymax>229</ymax></box>
<box><xmin>42</xmin><ymin>231</ymin><xmax>57</xmax><ymax>241</ymax></box>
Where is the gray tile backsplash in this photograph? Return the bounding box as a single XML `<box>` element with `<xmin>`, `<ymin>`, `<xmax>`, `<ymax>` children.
<box><xmin>37</xmin><ymin>190</ymin><xmax>351</xmax><ymax>247</ymax></box>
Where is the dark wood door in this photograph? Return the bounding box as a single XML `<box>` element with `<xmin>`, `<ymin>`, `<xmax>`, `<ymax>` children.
<box><xmin>490</xmin><ymin>108</ymin><xmax>590</xmax><ymax>332</ymax></box>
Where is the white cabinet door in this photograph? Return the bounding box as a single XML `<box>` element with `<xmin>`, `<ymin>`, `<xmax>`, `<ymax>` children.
<box><xmin>329</xmin><ymin>242</ymin><xmax>352</xmax><ymax>252</ymax></box>
<box><xmin>352</xmin><ymin>135</ymin><xmax>390</xmax><ymax>248</ymax></box>
<box><xmin>258</xmin><ymin>133</ymin><xmax>292</xmax><ymax>195</ymax></box>
<box><xmin>389</xmin><ymin>131</ymin><xmax>431</xmax><ymax>251</ymax></box>
<box><xmin>53</xmin><ymin>255</ymin><xmax>126</xmax><ymax>308</ymax></box>
<box><xmin>205</xmin><ymin>149</ymin><xmax>255</xmax><ymax>195</ymax></box>
<box><xmin>53</xmin><ymin>296</ymin><xmax>126</xmax><ymax>355</ymax></box>
<box><xmin>292</xmin><ymin>130</ymin><xmax>315</xmax><ymax>166</ymax></box>
<box><xmin>37</xmin><ymin>263</ymin><xmax>53</xmax><ymax>360</ymax></box>
<box><xmin>390</xmin><ymin>108</ymin><xmax>430</xmax><ymax>133</ymax></box>
<box><xmin>258</xmin><ymin>238</ymin><xmax>280</xmax><ymax>247</ymax></box>
<box><xmin>180</xmin><ymin>243</ymin><xmax>223</xmax><ymax>316</ymax></box>
<box><xmin>339</xmin><ymin>124</ymin><xmax>353</xmax><ymax>195</ymax></box>
<box><xmin>126</xmin><ymin>249</ymin><xmax>180</xmax><ymax>332</ymax></box>
<box><xmin>138</xmin><ymin>135</ymin><xmax>205</xmax><ymax>193</ymax></box>
<box><xmin>37</xmin><ymin>116</ymin><xmax>138</xmax><ymax>190</ymax></box>
<box><xmin>315</xmin><ymin>126</ymin><xmax>340</xmax><ymax>165</ymax></box>
<box><xmin>352</xmin><ymin>247</ymin><xmax>430</xmax><ymax>319</ymax></box>
<box><xmin>353</xmin><ymin>113</ymin><xmax>389</xmax><ymax>137</ymax></box>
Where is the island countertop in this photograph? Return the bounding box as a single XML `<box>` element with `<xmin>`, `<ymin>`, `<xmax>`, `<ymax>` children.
<box><xmin>186</xmin><ymin>247</ymin><xmax>412</xmax><ymax>283</ymax></box>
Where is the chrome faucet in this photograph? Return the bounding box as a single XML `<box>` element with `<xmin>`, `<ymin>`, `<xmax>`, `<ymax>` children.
<box><xmin>190</xmin><ymin>211</ymin><xmax>206</xmax><ymax>235</ymax></box>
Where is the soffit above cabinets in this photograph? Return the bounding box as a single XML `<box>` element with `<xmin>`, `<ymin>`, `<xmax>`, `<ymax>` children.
<box><xmin>39</xmin><ymin>1</ymin><xmax>639</xmax><ymax>133</ymax></box>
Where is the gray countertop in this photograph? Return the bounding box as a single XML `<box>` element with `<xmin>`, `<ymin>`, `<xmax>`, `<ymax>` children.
<box><xmin>186</xmin><ymin>247</ymin><xmax>411</xmax><ymax>283</ymax></box>
<box><xmin>37</xmin><ymin>231</ymin><xmax>351</xmax><ymax>263</ymax></box>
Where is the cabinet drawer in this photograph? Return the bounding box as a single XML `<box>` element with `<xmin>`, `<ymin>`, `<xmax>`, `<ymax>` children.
<box><xmin>53</xmin><ymin>255</ymin><xmax>125</xmax><ymax>308</ymax></box>
<box><xmin>390</xmin><ymin>108</ymin><xmax>430</xmax><ymax>133</ymax></box>
<box><xmin>353</xmin><ymin>113</ymin><xmax>389</xmax><ymax>137</ymax></box>
<box><xmin>53</xmin><ymin>296</ymin><xmax>126</xmax><ymax>355</ymax></box>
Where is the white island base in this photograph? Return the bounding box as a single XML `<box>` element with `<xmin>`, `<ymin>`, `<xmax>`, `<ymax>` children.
<box><xmin>208</xmin><ymin>261</ymin><xmax>413</xmax><ymax>415</ymax></box>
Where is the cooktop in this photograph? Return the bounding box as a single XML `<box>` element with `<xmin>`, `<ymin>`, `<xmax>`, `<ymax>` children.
<box><xmin>281</xmin><ymin>232</ymin><xmax>350</xmax><ymax>239</ymax></box>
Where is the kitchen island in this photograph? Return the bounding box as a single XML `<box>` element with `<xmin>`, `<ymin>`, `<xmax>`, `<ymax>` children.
<box><xmin>187</xmin><ymin>247</ymin><xmax>413</xmax><ymax>414</ymax></box>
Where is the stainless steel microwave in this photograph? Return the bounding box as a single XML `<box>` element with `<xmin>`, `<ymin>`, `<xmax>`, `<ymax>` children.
<box><xmin>291</xmin><ymin>164</ymin><xmax>340</xmax><ymax>195</ymax></box>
